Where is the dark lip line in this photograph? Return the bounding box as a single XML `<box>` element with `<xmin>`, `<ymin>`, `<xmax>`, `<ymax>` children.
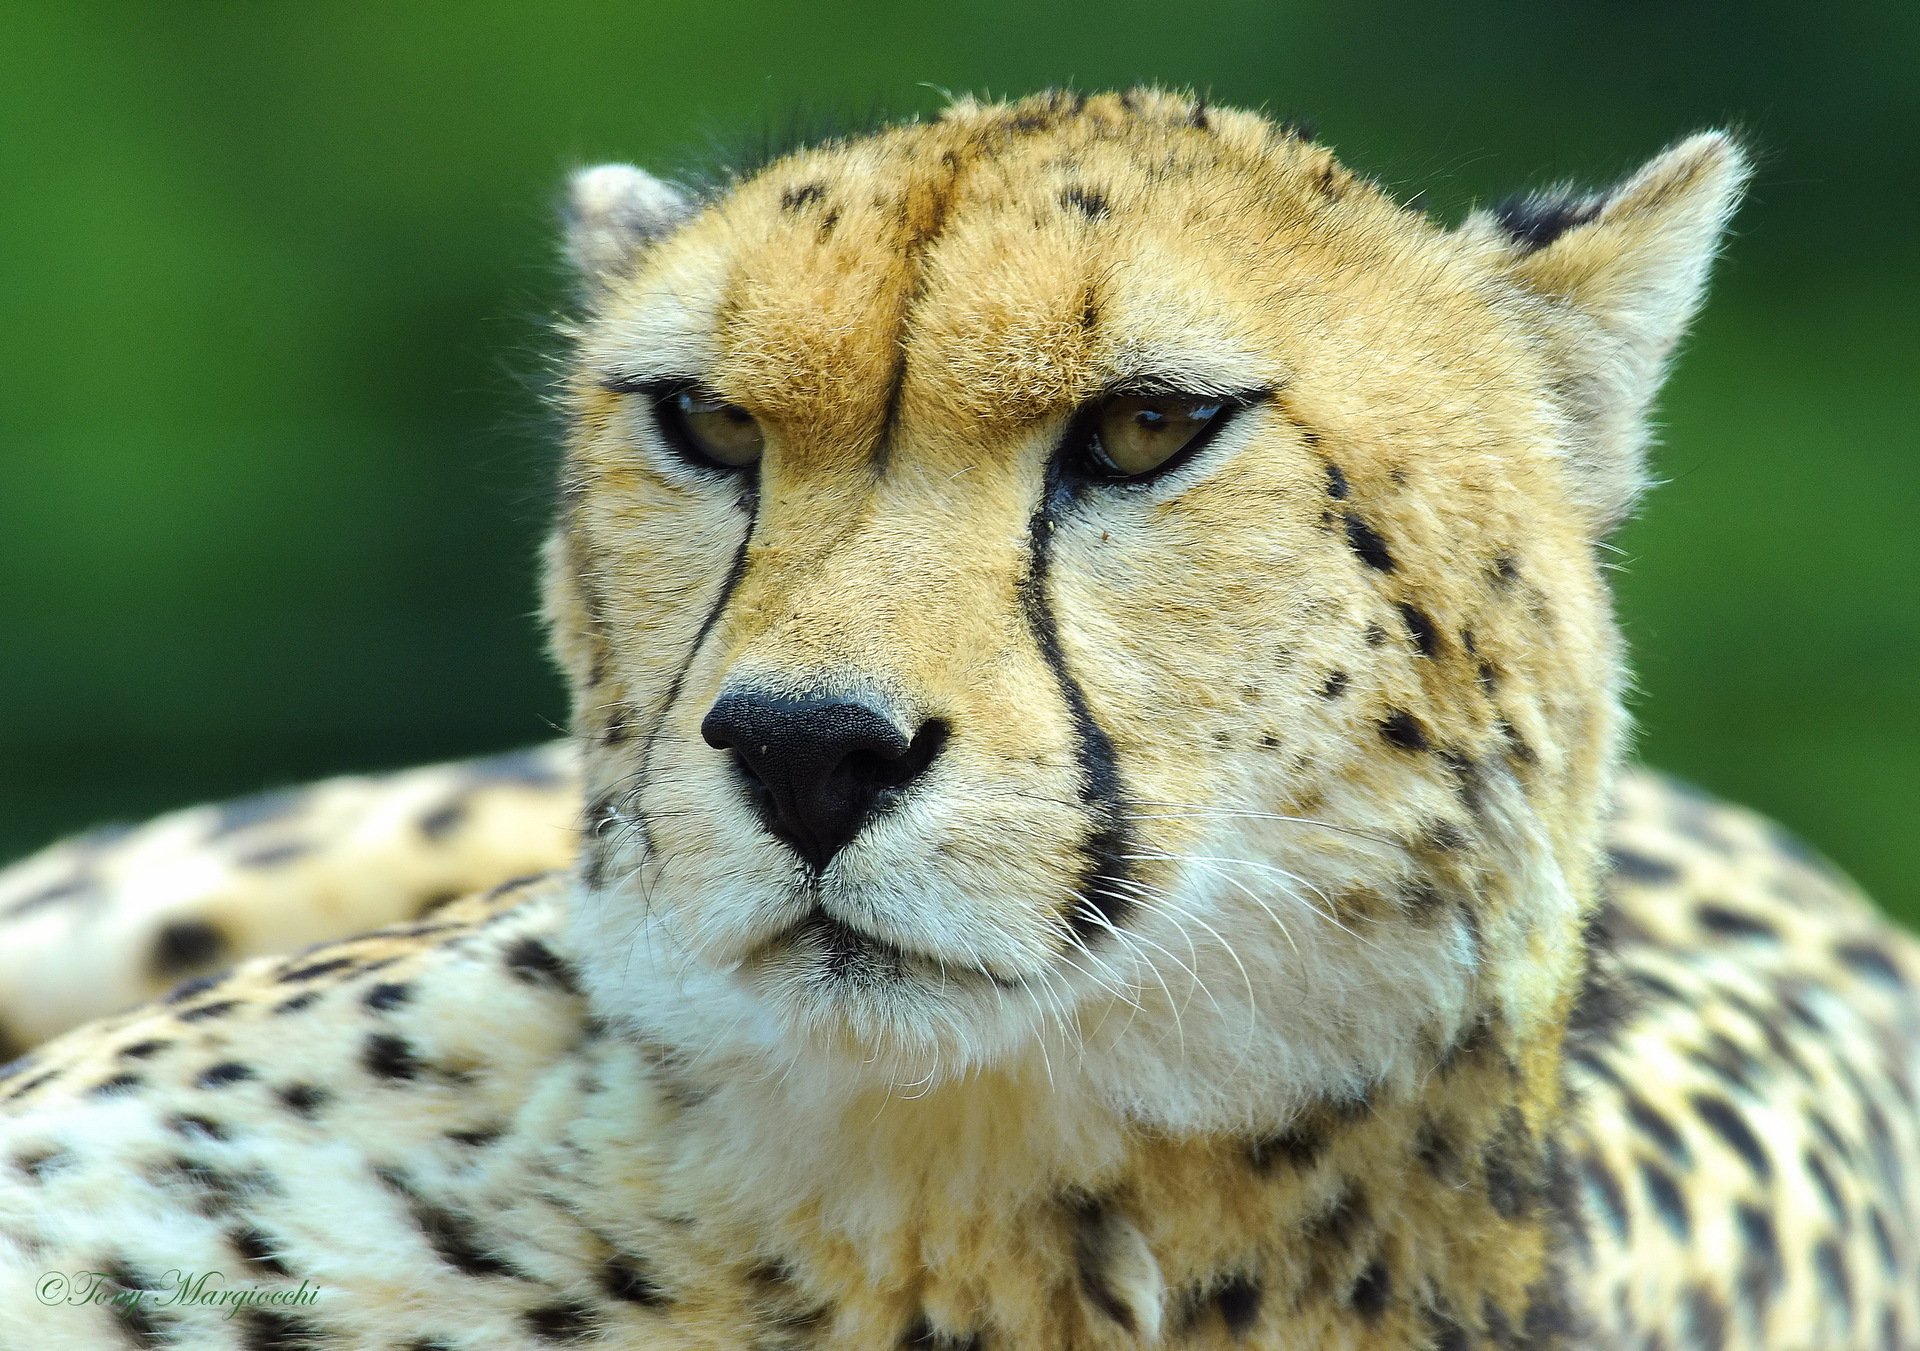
<box><xmin>783</xmin><ymin>909</ymin><xmax>1021</xmax><ymax>990</ymax></box>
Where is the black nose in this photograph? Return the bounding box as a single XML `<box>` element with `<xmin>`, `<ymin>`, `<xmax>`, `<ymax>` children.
<box><xmin>700</xmin><ymin>690</ymin><xmax>946</xmax><ymax>869</ymax></box>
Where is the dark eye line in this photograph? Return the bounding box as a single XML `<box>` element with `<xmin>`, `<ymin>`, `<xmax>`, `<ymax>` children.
<box><xmin>597</xmin><ymin>373</ymin><xmax>706</xmax><ymax>397</ymax></box>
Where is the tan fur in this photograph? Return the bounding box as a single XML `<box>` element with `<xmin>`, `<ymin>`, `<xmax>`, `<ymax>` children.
<box><xmin>0</xmin><ymin>90</ymin><xmax>1913</xmax><ymax>1349</ymax></box>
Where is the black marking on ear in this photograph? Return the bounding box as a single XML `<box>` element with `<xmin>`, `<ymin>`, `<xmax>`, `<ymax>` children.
<box><xmin>1343</xmin><ymin>513</ymin><xmax>1395</xmax><ymax>570</ymax></box>
<box><xmin>1060</xmin><ymin>186</ymin><xmax>1109</xmax><ymax>219</ymax></box>
<box><xmin>150</xmin><ymin>919</ymin><xmax>231</xmax><ymax>980</ymax></box>
<box><xmin>780</xmin><ymin>182</ymin><xmax>827</xmax><ymax>212</ymax></box>
<box><xmin>1023</xmin><ymin>475</ymin><xmax>1136</xmax><ymax>945</ymax></box>
<box><xmin>1491</xmin><ymin>190</ymin><xmax>1608</xmax><ymax>252</ymax></box>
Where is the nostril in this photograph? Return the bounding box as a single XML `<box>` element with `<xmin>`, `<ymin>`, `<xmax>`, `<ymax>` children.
<box><xmin>853</xmin><ymin>719</ymin><xmax>948</xmax><ymax>792</ymax></box>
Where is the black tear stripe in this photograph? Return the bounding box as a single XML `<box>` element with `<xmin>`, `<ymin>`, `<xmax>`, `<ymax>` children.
<box><xmin>619</xmin><ymin>492</ymin><xmax>760</xmax><ymax>863</ymax></box>
<box><xmin>1019</xmin><ymin>475</ymin><xmax>1134</xmax><ymax>946</ymax></box>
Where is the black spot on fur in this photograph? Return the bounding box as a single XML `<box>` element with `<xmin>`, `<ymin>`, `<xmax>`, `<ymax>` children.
<box><xmin>1072</xmin><ymin>1199</ymin><xmax>1144</xmax><ymax>1334</ymax></box>
<box><xmin>149</xmin><ymin>919</ymin><xmax>230</xmax><ymax>979</ymax></box>
<box><xmin>903</xmin><ymin>1317</ymin><xmax>983</xmax><ymax>1349</ymax></box>
<box><xmin>196</xmin><ymin>1061</ymin><xmax>256</xmax><ymax>1089</ymax></box>
<box><xmin>1695</xmin><ymin>903</ymin><xmax>1778</xmax><ymax>942</ymax></box>
<box><xmin>1215</xmin><ymin>1273</ymin><xmax>1262</xmax><ymax>1335</ymax></box>
<box><xmin>281</xmin><ymin>956</ymin><xmax>355</xmax><ymax>982</ymax></box>
<box><xmin>1638</xmin><ymin>1157</ymin><xmax>1690</xmax><ymax>1239</ymax></box>
<box><xmin>780</xmin><ymin>182</ymin><xmax>827</xmax><ymax>211</ymax></box>
<box><xmin>1320</xmin><ymin>670</ymin><xmax>1349</xmax><ymax>699</ymax></box>
<box><xmin>1623</xmin><ymin>1091</ymin><xmax>1690</xmax><ymax>1166</ymax></box>
<box><xmin>1248</xmin><ymin>1123</ymin><xmax>1328</xmax><ymax>1173</ymax></box>
<box><xmin>602</xmin><ymin>1253</ymin><xmax>667</xmax><ymax>1305</ymax></box>
<box><xmin>417</xmin><ymin>799</ymin><xmax>468</xmax><ymax>840</ymax></box>
<box><xmin>1579</xmin><ymin>1151</ymin><xmax>1629</xmax><ymax>1238</ymax></box>
<box><xmin>1491</xmin><ymin>191</ymin><xmax>1607</xmax><ymax>251</ymax></box>
<box><xmin>524</xmin><ymin>1301</ymin><xmax>601</xmax><ymax>1343</ymax></box>
<box><xmin>504</xmin><ymin>936</ymin><xmax>582</xmax><ymax>995</ymax></box>
<box><xmin>179</xmin><ymin>999</ymin><xmax>240</xmax><ymax>1023</ymax></box>
<box><xmin>363</xmin><ymin>982</ymin><xmax>412</xmax><ymax>1011</ymax></box>
<box><xmin>1814</xmin><ymin>1238</ymin><xmax>1853</xmax><ymax>1327</ymax></box>
<box><xmin>1350</xmin><ymin>1258</ymin><xmax>1391</xmax><ymax>1319</ymax></box>
<box><xmin>1606</xmin><ymin>846</ymin><xmax>1682</xmax><ymax>886</ymax></box>
<box><xmin>1690</xmin><ymin>1093</ymin><xmax>1771</xmax><ymax>1179</ymax></box>
<box><xmin>1733</xmin><ymin>1202</ymin><xmax>1783</xmax><ymax>1313</ymax></box>
<box><xmin>1803</xmin><ymin>1149</ymin><xmax>1848</xmax><ymax>1226</ymax></box>
<box><xmin>446</xmin><ymin>1125</ymin><xmax>502</xmax><ymax>1148</ymax></box>
<box><xmin>1490</xmin><ymin>554</ymin><xmax>1519</xmax><ymax>585</ymax></box>
<box><xmin>1422</xmin><ymin>1303</ymin><xmax>1471</xmax><ymax>1351</ymax></box>
<box><xmin>164</xmin><ymin>973</ymin><xmax>221</xmax><ymax>1004</ymax></box>
<box><xmin>14</xmin><ymin>1147</ymin><xmax>68</xmax><ymax>1182</ymax></box>
<box><xmin>276</xmin><ymin>1083</ymin><xmax>328</xmax><ymax>1117</ymax></box>
<box><xmin>1483</xmin><ymin>1109</ymin><xmax>1540</xmax><ymax>1219</ymax></box>
<box><xmin>391</xmin><ymin>1182</ymin><xmax>526</xmax><ymax>1279</ymax></box>
<box><xmin>1835</xmin><ymin>941</ymin><xmax>1907</xmax><ymax>988</ymax></box>
<box><xmin>229</xmin><ymin>1225</ymin><xmax>292</xmax><ymax>1276</ymax></box>
<box><xmin>237</xmin><ymin>841</ymin><xmax>312</xmax><ymax>869</ymax></box>
<box><xmin>90</xmin><ymin>1073</ymin><xmax>144</xmax><ymax>1096</ymax></box>
<box><xmin>1324</xmin><ymin>462</ymin><xmax>1349</xmax><ymax>498</ymax></box>
<box><xmin>1303</xmin><ymin>1183</ymin><xmax>1370</xmax><ymax>1252</ymax></box>
<box><xmin>168</xmin><ymin>1113</ymin><xmax>228</xmax><ymax>1142</ymax></box>
<box><xmin>273</xmin><ymin>990</ymin><xmax>322</xmax><ymax>1016</ymax></box>
<box><xmin>1397</xmin><ymin>602</ymin><xmax>1440</xmax><ymax>656</ymax></box>
<box><xmin>1060</xmin><ymin>186</ymin><xmax>1109</xmax><ymax>219</ymax></box>
<box><xmin>1343</xmin><ymin>513</ymin><xmax>1395</xmax><ymax>570</ymax></box>
<box><xmin>363</xmin><ymin>1033</ymin><xmax>421</xmax><ymax>1081</ymax></box>
<box><xmin>235</xmin><ymin>1308</ymin><xmax>325</xmax><ymax>1350</ymax></box>
<box><xmin>1378</xmin><ymin>710</ymin><xmax>1430</xmax><ymax>752</ymax></box>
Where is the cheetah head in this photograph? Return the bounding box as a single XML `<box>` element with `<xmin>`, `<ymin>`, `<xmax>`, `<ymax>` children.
<box><xmin>545</xmin><ymin>91</ymin><xmax>1745</xmax><ymax>1123</ymax></box>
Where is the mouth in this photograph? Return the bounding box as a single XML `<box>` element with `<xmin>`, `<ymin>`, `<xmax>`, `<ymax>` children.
<box><xmin>763</xmin><ymin>908</ymin><xmax>1022</xmax><ymax>991</ymax></box>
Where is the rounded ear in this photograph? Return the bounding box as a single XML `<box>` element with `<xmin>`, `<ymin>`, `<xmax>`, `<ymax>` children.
<box><xmin>1467</xmin><ymin>133</ymin><xmax>1751</xmax><ymax>531</ymax></box>
<box><xmin>563</xmin><ymin>163</ymin><xmax>694</xmax><ymax>302</ymax></box>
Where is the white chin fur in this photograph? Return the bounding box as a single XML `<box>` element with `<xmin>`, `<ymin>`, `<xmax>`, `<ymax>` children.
<box><xmin>562</xmin><ymin>799</ymin><xmax>1493</xmax><ymax>1134</ymax></box>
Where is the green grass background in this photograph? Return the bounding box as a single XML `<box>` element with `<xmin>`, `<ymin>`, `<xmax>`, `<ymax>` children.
<box><xmin>1</xmin><ymin>4</ymin><xmax>1913</xmax><ymax>924</ymax></box>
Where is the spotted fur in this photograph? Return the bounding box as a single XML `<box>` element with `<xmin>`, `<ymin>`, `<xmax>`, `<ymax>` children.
<box><xmin>1</xmin><ymin>88</ymin><xmax>1914</xmax><ymax>1349</ymax></box>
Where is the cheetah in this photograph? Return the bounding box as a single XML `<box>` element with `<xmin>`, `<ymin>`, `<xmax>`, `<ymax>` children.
<box><xmin>1</xmin><ymin>89</ymin><xmax>1915</xmax><ymax>1349</ymax></box>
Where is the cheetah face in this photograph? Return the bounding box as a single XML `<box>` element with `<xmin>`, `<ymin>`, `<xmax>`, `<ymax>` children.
<box><xmin>549</xmin><ymin>92</ymin><xmax>1744</xmax><ymax>1110</ymax></box>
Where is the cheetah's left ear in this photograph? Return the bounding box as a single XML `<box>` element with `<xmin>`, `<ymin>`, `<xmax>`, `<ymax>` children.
<box><xmin>564</xmin><ymin>163</ymin><xmax>695</xmax><ymax>303</ymax></box>
<box><xmin>1471</xmin><ymin>132</ymin><xmax>1751</xmax><ymax>530</ymax></box>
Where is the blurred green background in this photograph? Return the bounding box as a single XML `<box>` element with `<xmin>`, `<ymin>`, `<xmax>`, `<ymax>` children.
<box><xmin>0</xmin><ymin>4</ymin><xmax>1913</xmax><ymax>922</ymax></box>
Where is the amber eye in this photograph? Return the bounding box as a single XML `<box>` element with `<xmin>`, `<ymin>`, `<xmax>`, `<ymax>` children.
<box><xmin>1077</xmin><ymin>393</ymin><xmax>1234</xmax><ymax>480</ymax></box>
<box><xmin>653</xmin><ymin>387</ymin><xmax>764</xmax><ymax>471</ymax></box>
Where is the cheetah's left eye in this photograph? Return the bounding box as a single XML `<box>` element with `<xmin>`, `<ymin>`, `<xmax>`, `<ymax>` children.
<box><xmin>1068</xmin><ymin>392</ymin><xmax>1243</xmax><ymax>481</ymax></box>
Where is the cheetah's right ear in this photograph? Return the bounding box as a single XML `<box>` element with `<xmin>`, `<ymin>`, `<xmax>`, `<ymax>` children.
<box><xmin>1471</xmin><ymin>132</ymin><xmax>1751</xmax><ymax>531</ymax></box>
<box><xmin>564</xmin><ymin>164</ymin><xmax>694</xmax><ymax>302</ymax></box>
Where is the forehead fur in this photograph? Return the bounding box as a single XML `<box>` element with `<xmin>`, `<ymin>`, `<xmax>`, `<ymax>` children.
<box><xmin>577</xmin><ymin>88</ymin><xmax>1537</xmax><ymax>467</ymax></box>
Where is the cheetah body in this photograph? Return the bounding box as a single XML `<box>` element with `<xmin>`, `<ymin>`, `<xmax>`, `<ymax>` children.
<box><xmin>1</xmin><ymin>90</ymin><xmax>1915</xmax><ymax>1349</ymax></box>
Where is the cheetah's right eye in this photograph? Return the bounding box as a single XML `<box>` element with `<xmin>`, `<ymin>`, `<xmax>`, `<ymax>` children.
<box><xmin>648</xmin><ymin>385</ymin><xmax>765</xmax><ymax>472</ymax></box>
